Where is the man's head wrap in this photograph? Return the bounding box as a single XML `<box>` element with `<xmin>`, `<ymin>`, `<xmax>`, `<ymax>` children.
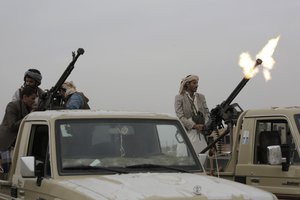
<box><xmin>62</xmin><ymin>81</ymin><xmax>77</xmax><ymax>97</ymax></box>
<box><xmin>179</xmin><ymin>75</ymin><xmax>199</xmax><ymax>94</ymax></box>
<box><xmin>24</xmin><ymin>69</ymin><xmax>42</xmax><ymax>86</ymax></box>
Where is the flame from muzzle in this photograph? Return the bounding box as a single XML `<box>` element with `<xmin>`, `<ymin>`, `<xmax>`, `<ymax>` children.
<box><xmin>239</xmin><ymin>36</ymin><xmax>280</xmax><ymax>81</ymax></box>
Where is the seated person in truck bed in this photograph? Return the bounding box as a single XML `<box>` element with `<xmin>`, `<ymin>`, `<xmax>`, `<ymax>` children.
<box><xmin>59</xmin><ymin>81</ymin><xmax>90</xmax><ymax>109</ymax></box>
<box><xmin>0</xmin><ymin>86</ymin><xmax>37</xmax><ymax>173</ymax></box>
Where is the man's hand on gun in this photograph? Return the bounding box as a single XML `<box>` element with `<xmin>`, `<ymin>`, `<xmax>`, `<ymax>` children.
<box><xmin>193</xmin><ymin>124</ymin><xmax>205</xmax><ymax>133</ymax></box>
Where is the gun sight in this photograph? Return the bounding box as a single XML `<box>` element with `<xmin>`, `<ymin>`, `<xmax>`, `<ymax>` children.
<box><xmin>77</xmin><ymin>48</ymin><xmax>85</xmax><ymax>55</ymax></box>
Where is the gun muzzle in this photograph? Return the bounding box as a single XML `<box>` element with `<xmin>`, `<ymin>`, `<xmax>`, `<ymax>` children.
<box><xmin>77</xmin><ymin>48</ymin><xmax>85</xmax><ymax>55</ymax></box>
<box><xmin>255</xmin><ymin>58</ymin><xmax>262</xmax><ymax>66</ymax></box>
<box><xmin>223</xmin><ymin>58</ymin><xmax>262</xmax><ymax>107</ymax></box>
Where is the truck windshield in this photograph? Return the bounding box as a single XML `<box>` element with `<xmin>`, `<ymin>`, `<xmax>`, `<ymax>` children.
<box><xmin>295</xmin><ymin>114</ymin><xmax>300</xmax><ymax>133</ymax></box>
<box><xmin>55</xmin><ymin>119</ymin><xmax>202</xmax><ymax>174</ymax></box>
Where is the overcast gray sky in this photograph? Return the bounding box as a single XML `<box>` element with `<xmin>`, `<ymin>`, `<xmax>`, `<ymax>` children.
<box><xmin>0</xmin><ymin>1</ymin><xmax>299</xmax><ymax>119</ymax></box>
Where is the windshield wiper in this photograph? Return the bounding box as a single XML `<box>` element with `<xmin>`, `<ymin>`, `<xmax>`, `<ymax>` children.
<box><xmin>63</xmin><ymin>166</ymin><xmax>128</xmax><ymax>174</ymax></box>
<box><xmin>125</xmin><ymin>164</ymin><xmax>190</xmax><ymax>173</ymax></box>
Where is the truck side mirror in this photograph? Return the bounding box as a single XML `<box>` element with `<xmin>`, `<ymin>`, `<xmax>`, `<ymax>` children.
<box><xmin>20</xmin><ymin>156</ymin><xmax>35</xmax><ymax>178</ymax></box>
<box><xmin>267</xmin><ymin>145</ymin><xmax>290</xmax><ymax>171</ymax></box>
<box><xmin>20</xmin><ymin>156</ymin><xmax>44</xmax><ymax>186</ymax></box>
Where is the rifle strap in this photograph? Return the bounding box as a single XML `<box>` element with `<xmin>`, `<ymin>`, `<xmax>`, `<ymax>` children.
<box><xmin>186</xmin><ymin>93</ymin><xmax>198</xmax><ymax>114</ymax></box>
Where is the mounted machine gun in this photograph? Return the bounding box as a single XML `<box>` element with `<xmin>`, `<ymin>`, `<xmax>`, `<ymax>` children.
<box><xmin>38</xmin><ymin>48</ymin><xmax>85</xmax><ymax>111</ymax></box>
<box><xmin>201</xmin><ymin>58</ymin><xmax>262</xmax><ymax>154</ymax></box>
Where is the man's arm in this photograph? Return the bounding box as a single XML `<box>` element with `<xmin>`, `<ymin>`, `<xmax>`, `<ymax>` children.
<box><xmin>5</xmin><ymin>102</ymin><xmax>22</xmax><ymax>132</ymax></box>
<box><xmin>174</xmin><ymin>95</ymin><xmax>194</xmax><ymax>131</ymax></box>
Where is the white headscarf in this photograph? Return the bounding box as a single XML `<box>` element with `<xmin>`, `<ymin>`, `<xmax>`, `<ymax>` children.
<box><xmin>179</xmin><ymin>75</ymin><xmax>199</xmax><ymax>94</ymax></box>
<box><xmin>62</xmin><ymin>81</ymin><xmax>77</xmax><ymax>97</ymax></box>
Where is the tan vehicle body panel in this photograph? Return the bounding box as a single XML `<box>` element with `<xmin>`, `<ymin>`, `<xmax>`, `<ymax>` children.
<box><xmin>209</xmin><ymin>107</ymin><xmax>300</xmax><ymax>199</ymax></box>
<box><xmin>0</xmin><ymin>110</ymin><xmax>277</xmax><ymax>200</ymax></box>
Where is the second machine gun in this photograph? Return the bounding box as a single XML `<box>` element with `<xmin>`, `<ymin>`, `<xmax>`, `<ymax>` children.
<box><xmin>201</xmin><ymin>58</ymin><xmax>262</xmax><ymax>154</ymax></box>
<box><xmin>38</xmin><ymin>48</ymin><xmax>85</xmax><ymax>111</ymax></box>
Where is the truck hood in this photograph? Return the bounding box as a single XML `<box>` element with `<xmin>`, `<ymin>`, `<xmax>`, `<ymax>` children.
<box><xmin>58</xmin><ymin>173</ymin><xmax>275</xmax><ymax>200</ymax></box>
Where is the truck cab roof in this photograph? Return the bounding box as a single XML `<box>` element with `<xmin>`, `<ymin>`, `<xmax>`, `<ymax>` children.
<box><xmin>24</xmin><ymin>109</ymin><xmax>178</xmax><ymax>121</ymax></box>
<box><xmin>244</xmin><ymin>106</ymin><xmax>300</xmax><ymax>117</ymax></box>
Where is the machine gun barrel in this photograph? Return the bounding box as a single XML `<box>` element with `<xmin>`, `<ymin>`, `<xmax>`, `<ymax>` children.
<box><xmin>38</xmin><ymin>48</ymin><xmax>85</xmax><ymax>110</ymax></box>
<box><xmin>51</xmin><ymin>48</ymin><xmax>84</xmax><ymax>95</ymax></box>
<box><xmin>204</xmin><ymin>58</ymin><xmax>263</xmax><ymax>144</ymax></box>
<box><xmin>221</xmin><ymin>58</ymin><xmax>262</xmax><ymax>109</ymax></box>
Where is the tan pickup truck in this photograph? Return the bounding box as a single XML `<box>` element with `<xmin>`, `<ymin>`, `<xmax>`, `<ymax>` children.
<box><xmin>201</xmin><ymin>106</ymin><xmax>300</xmax><ymax>199</ymax></box>
<box><xmin>0</xmin><ymin>109</ymin><xmax>277</xmax><ymax>200</ymax></box>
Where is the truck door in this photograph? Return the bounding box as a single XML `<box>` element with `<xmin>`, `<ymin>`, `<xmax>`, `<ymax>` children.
<box><xmin>236</xmin><ymin>118</ymin><xmax>300</xmax><ymax>198</ymax></box>
<box><xmin>13</xmin><ymin>124</ymin><xmax>54</xmax><ymax>200</ymax></box>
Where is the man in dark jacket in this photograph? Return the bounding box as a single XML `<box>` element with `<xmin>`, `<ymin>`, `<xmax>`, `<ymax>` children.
<box><xmin>12</xmin><ymin>68</ymin><xmax>44</xmax><ymax>111</ymax></box>
<box><xmin>0</xmin><ymin>86</ymin><xmax>37</xmax><ymax>173</ymax></box>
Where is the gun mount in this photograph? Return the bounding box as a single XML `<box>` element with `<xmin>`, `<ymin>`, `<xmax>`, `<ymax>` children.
<box><xmin>38</xmin><ymin>48</ymin><xmax>85</xmax><ymax>111</ymax></box>
<box><xmin>201</xmin><ymin>58</ymin><xmax>262</xmax><ymax>154</ymax></box>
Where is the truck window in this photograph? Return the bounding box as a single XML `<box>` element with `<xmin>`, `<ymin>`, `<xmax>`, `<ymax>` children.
<box><xmin>295</xmin><ymin>114</ymin><xmax>300</xmax><ymax>133</ymax></box>
<box><xmin>254</xmin><ymin>119</ymin><xmax>300</xmax><ymax>165</ymax></box>
<box><xmin>27</xmin><ymin>125</ymin><xmax>50</xmax><ymax>177</ymax></box>
<box><xmin>55</xmin><ymin>119</ymin><xmax>201</xmax><ymax>175</ymax></box>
